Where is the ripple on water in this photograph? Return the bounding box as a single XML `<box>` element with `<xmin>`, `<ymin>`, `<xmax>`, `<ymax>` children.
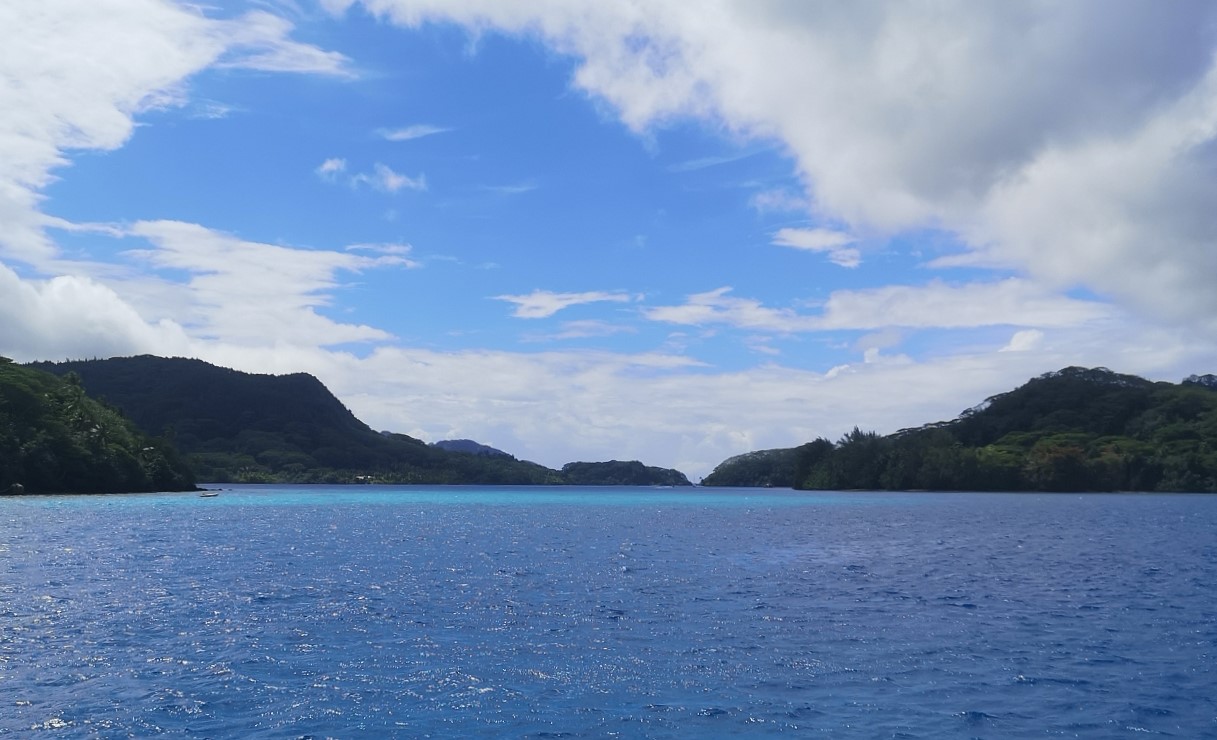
<box><xmin>1</xmin><ymin>488</ymin><xmax>1215</xmax><ymax>736</ymax></box>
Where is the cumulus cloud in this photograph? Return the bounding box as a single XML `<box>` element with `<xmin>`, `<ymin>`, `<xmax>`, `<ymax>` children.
<box><xmin>331</xmin><ymin>0</ymin><xmax>1217</xmax><ymax>338</ymax></box>
<box><xmin>0</xmin><ymin>263</ymin><xmax>193</xmax><ymax>362</ymax></box>
<box><xmin>494</xmin><ymin>289</ymin><xmax>635</xmax><ymax>319</ymax></box>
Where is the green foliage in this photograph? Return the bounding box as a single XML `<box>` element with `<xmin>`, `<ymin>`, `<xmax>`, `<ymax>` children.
<box><xmin>560</xmin><ymin>460</ymin><xmax>692</xmax><ymax>486</ymax></box>
<box><xmin>702</xmin><ymin>448</ymin><xmax>801</xmax><ymax>487</ymax></box>
<box><xmin>703</xmin><ymin>367</ymin><xmax>1217</xmax><ymax>493</ymax></box>
<box><xmin>0</xmin><ymin>362</ymin><xmax>195</xmax><ymax>494</ymax></box>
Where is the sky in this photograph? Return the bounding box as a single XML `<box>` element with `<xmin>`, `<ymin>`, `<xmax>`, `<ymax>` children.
<box><xmin>3</xmin><ymin>1</ymin><xmax>1217</xmax><ymax>480</ymax></box>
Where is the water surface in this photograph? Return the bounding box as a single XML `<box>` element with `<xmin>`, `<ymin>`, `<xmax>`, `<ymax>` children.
<box><xmin>2</xmin><ymin>487</ymin><xmax>1214</xmax><ymax>737</ymax></box>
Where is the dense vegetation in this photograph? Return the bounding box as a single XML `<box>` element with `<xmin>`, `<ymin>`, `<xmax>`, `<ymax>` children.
<box><xmin>700</xmin><ymin>448</ymin><xmax>800</xmax><ymax>487</ymax></box>
<box><xmin>561</xmin><ymin>460</ymin><xmax>692</xmax><ymax>486</ymax></box>
<box><xmin>431</xmin><ymin>439</ymin><xmax>511</xmax><ymax>457</ymax></box>
<box><xmin>0</xmin><ymin>358</ymin><xmax>195</xmax><ymax>494</ymax></box>
<box><xmin>704</xmin><ymin>367</ymin><xmax>1217</xmax><ymax>492</ymax></box>
<box><xmin>31</xmin><ymin>356</ymin><xmax>690</xmax><ymax>486</ymax></box>
<box><xmin>31</xmin><ymin>356</ymin><xmax>564</xmax><ymax>484</ymax></box>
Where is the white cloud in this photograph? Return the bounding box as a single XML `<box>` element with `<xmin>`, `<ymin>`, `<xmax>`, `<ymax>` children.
<box><xmin>120</xmin><ymin>220</ymin><xmax>405</xmax><ymax>346</ymax></box>
<box><xmin>346</xmin><ymin>242</ymin><xmax>421</xmax><ymax>266</ymax></box>
<box><xmin>814</xmin><ymin>279</ymin><xmax>1112</xmax><ymax>331</ymax></box>
<box><xmin>316</xmin><ymin>157</ymin><xmax>347</xmax><ymax>177</ymax></box>
<box><xmin>215</xmin><ymin>10</ymin><xmax>353</xmax><ymax>77</ymax></box>
<box><xmin>0</xmin><ymin>263</ymin><xmax>193</xmax><ymax>361</ymax></box>
<box><xmin>645</xmin><ymin>287</ymin><xmax>818</xmax><ymax>333</ymax></box>
<box><xmin>335</xmin><ymin>1</ymin><xmax>1217</xmax><ymax>339</ymax></box>
<box><xmin>378</xmin><ymin>124</ymin><xmax>451</xmax><ymax>141</ymax></box>
<box><xmin>0</xmin><ymin>0</ymin><xmax>350</xmax><ymax>269</ymax></box>
<box><xmin>0</xmin><ymin>2</ymin><xmax>379</xmax><ymax>359</ymax></box>
<box><xmin>772</xmin><ymin>227</ymin><xmax>860</xmax><ymax>268</ymax></box>
<box><xmin>319</xmin><ymin>160</ymin><xmax>426</xmax><ymax>192</ymax></box>
<box><xmin>6</xmin><ymin>220</ymin><xmax>409</xmax><ymax>354</ymax></box>
<box><xmin>645</xmin><ymin>280</ymin><xmax>1109</xmax><ymax>334</ymax></box>
<box><xmin>773</xmin><ymin>227</ymin><xmax>854</xmax><ymax>251</ymax></box>
<box><xmin>494</xmin><ymin>289</ymin><xmax>635</xmax><ymax>319</ymax></box>
<box><xmin>359</xmin><ymin>163</ymin><xmax>426</xmax><ymax>193</ymax></box>
<box><xmin>1000</xmin><ymin>329</ymin><xmax>1044</xmax><ymax>353</ymax></box>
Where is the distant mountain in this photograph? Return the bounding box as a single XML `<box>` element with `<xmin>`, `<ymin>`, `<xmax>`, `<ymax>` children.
<box><xmin>1</xmin><ymin>358</ymin><xmax>195</xmax><ymax>494</ymax></box>
<box><xmin>703</xmin><ymin>367</ymin><xmax>1217</xmax><ymax>492</ymax></box>
<box><xmin>31</xmin><ymin>356</ymin><xmax>562</xmax><ymax>485</ymax></box>
<box><xmin>560</xmin><ymin>460</ymin><xmax>693</xmax><ymax>487</ymax></box>
<box><xmin>431</xmin><ymin>439</ymin><xmax>511</xmax><ymax>458</ymax></box>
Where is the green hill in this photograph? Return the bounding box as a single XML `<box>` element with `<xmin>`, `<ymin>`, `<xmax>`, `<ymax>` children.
<box><xmin>31</xmin><ymin>356</ymin><xmax>563</xmax><ymax>484</ymax></box>
<box><xmin>703</xmin><ymin>367</ymin><xmax>1217</xmax><ymax>492</ymax></box>
<box><xmin>0</xmin><ymin>358</ymin><xmax>195</xmax><ymax>494</ymax></box>
<box><xmin>561</xmin><ymin>460</ymin><xmax>692</xmax><ymax>486</ymax></box>
<box><xmin>700</xmin><ymin>448</ymin><xmax>799</xmax><ymax>487</ymax></box>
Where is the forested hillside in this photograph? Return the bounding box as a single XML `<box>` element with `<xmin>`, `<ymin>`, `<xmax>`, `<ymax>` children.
<box><xmin>31</xmin><ymin>356</ymin><xmax>563</xmax><ymax>484</ymax></box>
<box><xmin>700</xmin><ymin>448</ymin><xmax>800</xmax><ymax>487</ymax></box>
<box><xmin>703</xmin><ymin>367</ymin><xmax>1217</xmax><ymax>492</ymax></box>
<box><xmin>560</xmin><ymin>460</ymin><xmax>692</xmax><ymax>486</ymax></box>
<box><xmin>0</xmin><ymin>358</ymin><xmax>195</xmax><ymax>494</ymax></box>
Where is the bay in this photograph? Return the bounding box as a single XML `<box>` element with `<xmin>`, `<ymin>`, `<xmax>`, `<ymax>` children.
<box><xmin>2</xmin><ymin>486</ymin><xmax>1214</xmax><ymax>737</ymax></box>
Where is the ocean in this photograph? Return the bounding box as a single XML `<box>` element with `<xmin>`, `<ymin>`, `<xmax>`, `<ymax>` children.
<box><xmin>2</xmin><ymin>486</ymin><xmax>1214</xmax><ymax>737</ymax></box>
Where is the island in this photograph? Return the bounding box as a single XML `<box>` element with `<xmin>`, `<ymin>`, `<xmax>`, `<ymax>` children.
<box><xmin>702</xmin><ymin>367</ymin><xmax>1217</xmax><ymax>492</ymax></box>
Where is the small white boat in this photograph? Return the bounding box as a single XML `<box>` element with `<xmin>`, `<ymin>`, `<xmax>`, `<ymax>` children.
<box><xmin>199</xmin><ymin>491</ymin><xmax>219</xmax><ymax>498</ymax></box>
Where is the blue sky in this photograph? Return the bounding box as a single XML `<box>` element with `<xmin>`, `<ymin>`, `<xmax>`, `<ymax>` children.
<box><xmin>4</xmin><ymin>1</ymin><xmax>1217</xmax><ymax>478</ymax></box>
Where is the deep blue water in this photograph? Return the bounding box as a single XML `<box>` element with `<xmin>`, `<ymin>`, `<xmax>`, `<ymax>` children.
<box><xmin>2</xmin><ymin>486</ymin><xmax>1215</xmax><ymax>738</ymax></box>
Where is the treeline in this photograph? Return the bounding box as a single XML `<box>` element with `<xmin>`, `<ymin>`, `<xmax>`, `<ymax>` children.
<box><xmin>0</xmin><ymin>358</ymin><xmax>195</xmax><ymax>494</ymax></box>
<box><xmin>561</xmin><ymin>460</ymin><xmax>691</xmax><ymax>487</ymax></box>
<box><xmin>705</xmin><ymin>367</ymin><xmax>1217</xmax><ymax>492</ymax></box>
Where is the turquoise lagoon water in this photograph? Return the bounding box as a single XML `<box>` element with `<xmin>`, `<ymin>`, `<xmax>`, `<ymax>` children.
<box><xmin>2</xmin><ymin>486</ymin><xmax>1215</xmax><ymax>737</ymax></box>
